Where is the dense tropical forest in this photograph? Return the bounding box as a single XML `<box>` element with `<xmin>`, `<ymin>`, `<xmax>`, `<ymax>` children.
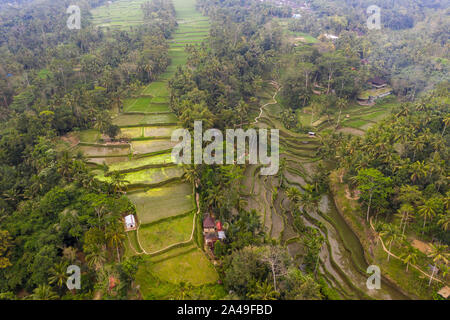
<box><xmin>0</xmin><ymin>0</ymin><xmax>448</xmax><ymax>301</ymax></box>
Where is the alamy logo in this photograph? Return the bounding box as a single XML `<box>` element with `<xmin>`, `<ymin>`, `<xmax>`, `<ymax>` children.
<box><xmin>66</xmin><ymin>265</ymin><xmax>81</xmax><ymax>290</ymax></box>
<box><xmin>67</xmin><ymin>5</ymin><xmax>81</xmax><ymax>30</ymax></box>
<box><xmin>367</xmin><ymin>5</ymin><xmax>381</xmax><ymax>30</ymax></box>
<box><xmin>366</xmin><ymin>265</ymin><xmax>381</xmax><ymax>290</ymax></box>
<box><xmin>171</xmin><ymin>121</ymin><xmax>279</xmax><ymax>176</ymax></box>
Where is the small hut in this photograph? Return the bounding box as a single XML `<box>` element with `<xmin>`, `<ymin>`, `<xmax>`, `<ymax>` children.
<box><xmin>124</xmin><ymin>214</ymin><xmax>137</xmax><ymax>231</ymax></box>
<box><xmin>437</xmin><ymin>286</ymin><xmax>450</xmax><ymax>299</ymax></box>
<box><xmin>203</xmin><ymin>215</ymin><xmax>216</xmax><ymax>234</ymax></box>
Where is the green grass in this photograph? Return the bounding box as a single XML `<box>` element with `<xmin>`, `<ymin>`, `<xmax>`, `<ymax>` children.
<box><xmin>113</xmin><ymin>114</ymin><xmax>178</xmax><ymax>127</ymax></box>
<box><xmin>151</xmin><ymin>248</ymin><xmax>218</xmax><ymax>285</ymax></box>
<box><xmin>91</xmin><ymin>0</ymin><xmax>147</xmax><ymax>29</ymax></box>
<box><xmin>123</xmin><ymin>166</ymin><xmax>183</xmax><ymax>185</ymax></box>
<box><xmin>341</xmin><ymin>119</ymin><xmax>369</xmax><ymax>129</ymax></box>
<box><xmin>97</xmin><ymin>166</ymin><xmax>183</xmax><ymax>185</ymax></box>
<box><xmin>128</xmin><ymin>183</ymin><xmax>194</xmax><ymax>224</ymax></box>
<box><xmin>78</xmin><ymin>129</ymin><xmax>101</xmax><ymax>143</ymax></box>
<box><xmin>124</xmin><ymin>231</ymin><xmax>142</xmax><ymax>257</ymax></box>
<box><xmin>135</xmin><ymin>246</ymin><xmax>225</xmax><ymax>299</ymax></box>
<box><xmin>138</xmin><ymin>212</ymin><xmax>195</xmax><ymax>252</ymax></box>
<box><xmin>124</xmin><ymin>97</ymin><xmax>170</xmax><ymax>113</ymax></box>
<box><xmin>141</xmin><ymin>81</ymin><xmax>169</xmax><ymax>97</ymax></box>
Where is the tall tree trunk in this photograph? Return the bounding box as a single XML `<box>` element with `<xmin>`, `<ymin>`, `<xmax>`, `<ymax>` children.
<box><xmin>366</xmin><ymin>192</ymin><xmax>373</xmax><ymax>222</ymax></box>
<box><xmin>428</xmin><ymin>265</ymin><xmax>436</xmax><ymax>286</ymax></box>
<box><xmin>402</xmin><ymin>213</ymin><xmax>408</xmax><ymax>235</ymax></box>
<box><xmin>422</xmin><ymin>217</ymin><xmax>427</xmax><ymax>235</ymax></box>
<box><xmin>271</xmin><ymin>265</ymin><xmax>277</xmax><ymax>292</ymax></box>
<box><xmin>387</xmin><ymin>242</ymin><xmax>392</xmax><ymax>262</ymax></box>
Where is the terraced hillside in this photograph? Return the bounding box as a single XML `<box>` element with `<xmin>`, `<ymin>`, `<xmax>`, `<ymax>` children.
<box><xmin>244</xmin><ymin>81</ymin><xmax>408</xmax><ymax>300</ymax></box>
<box><xmin>85</xmin><ymin>0</ymin><xmax>222</xmax><ymax>299</ymax></box>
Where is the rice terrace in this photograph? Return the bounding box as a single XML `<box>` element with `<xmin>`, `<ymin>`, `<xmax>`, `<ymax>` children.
<box><xmin>87</xmin><ymin>0</ymin><xmax>222</xmax><ymax>298</ymax></box>
<box><xmin>0</xmin><ymin>0</ymin><xmax>448</xmax><ymax>305</ymax></box>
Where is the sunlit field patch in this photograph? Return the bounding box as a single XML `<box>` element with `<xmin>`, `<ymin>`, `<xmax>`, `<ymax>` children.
<box><xmin>91</xmin><ymin>0</ymin><xmax>147</xmax><ymax>29</ymax></box>
<box><xmin>107</xmin><ymin>153</ymin><xmax>173</xmax><ymax>172</ymax></box>
<box><xmin>131</xmin><ymin>139</ymin><xmax>177</xmax><ymax>154</ymax></box>
<box><xmin>141</xmin><ymin>81</ymin><xmax>169</xmax><ymax>97</ymax></box>
<box><xmin>128</xmin><ymin>183</ymin><xmax>194</xmax><ymax>224</ymax></box>
<box><xmin>96</xmin><ymin>166</ymin><xmax>183</xmax><ymax>185</ymax></box>
<box><xmin>113</xmin><ymin>113</ymin><xmax>178</xmax><ymax>126</ymax></box>
<box><xmin>148</xmin><ymin>246</ymin><xmax>219</xmax><ymax>285</ymax></box>
<box><xmin>138</xmin><ymin>211</ymin><xmax>194</xmax><ymax>252</ymax></box>
<box><xmin>86</xmin><ymin>156</ymin><xmax>130</xmax><ymax>166</ymax></box>
<box><xmin>119</xmin><ymin>127</ymin><xmax>143</xmax><ymax>139</ymax></box>
<box><xmin>78</xmin><ymin>129</ymin><xmax>101</xmax><ymax>143</ymax></box>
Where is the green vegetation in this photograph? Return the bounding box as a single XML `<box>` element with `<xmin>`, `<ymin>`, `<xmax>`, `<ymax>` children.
<box><xmin>128</xmin><ymin>183</ymin><xmax>194</xmax><ymax>224</ymax></box>
<box><xmin>0</xmin><ymin>0</ymin><xmax>448</xmax><ymax>302</ymax></box>
<box><xmin>138</xmin><ymin>212</ymin><xmax>195</xmax><ymax>252</ymax></box>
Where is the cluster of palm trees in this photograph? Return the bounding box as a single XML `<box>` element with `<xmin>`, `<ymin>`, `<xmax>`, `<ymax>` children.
<box><xmin>379</xmin><ymin>222</ymin><xmax>449</xmax><ymax>286</ymax></box>
<box><xmin>286</xmin><ymin>184</ymin><xmax>321</xmax><ymax>215</ymax></box>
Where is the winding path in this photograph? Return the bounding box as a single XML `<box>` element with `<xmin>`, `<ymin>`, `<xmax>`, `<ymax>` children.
<box><xmin>253</xmin><ymin>81</ymin><xmax>281</xmax><ymax>125</ymax></box>
<box><xmin>369</xmin><ymin>218</ymin><xmax>448</xmax><ymax>286</ymax></box>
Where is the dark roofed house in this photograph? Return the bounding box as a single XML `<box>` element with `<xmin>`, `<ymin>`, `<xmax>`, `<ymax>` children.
<box><xmin>203</xmin><ymin>215</ymin><xmax>226</xmax><ymax>253</ymax></box>
<box><xmin>203</xmin><ymin>215</ymin><xmax>216</xmax><ymax>233</ymax></box>
<box><xmin>205</xmin><ymin>231</ymin><xmax>219</xmax><ymax>249</ymax></box>
<box><xmin>368</xmin><ymin>77</ymin><xmax>388</xmax><ymax>89</ymax></box>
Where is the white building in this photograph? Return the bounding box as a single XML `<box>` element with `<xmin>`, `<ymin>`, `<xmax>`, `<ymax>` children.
<box><xmin>124</xmin><ymin>214</ymin><xmax>136</xmax><ymax>230</ymax></box>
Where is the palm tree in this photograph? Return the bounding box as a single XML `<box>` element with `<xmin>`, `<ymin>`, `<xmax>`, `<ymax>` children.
<box><xmin>48</xmin><ymin>261</ymin><xmax>69</xmax><ymax>289</ymax></box>
<box><xmin>400</xmin><ymin>250</ymin><xmax>418</xmax><ymax>272</ymax></box>
<box><xmin>63</xmin><ymin>247</ymin><xmax>78</xmax><ymax>264</ymax></box>
<box><xmin>380</xmin><ymin>224</ymin><xmax>402</xmax><ymax>262</ymax></box>
<box><xmin>107</xmin><ymin>223</ymin><xmax>125</xmax><ymax>263</ymax></box>
<box><xmin>286</xmin><ymin>187</ymin><xmax>301</xmax><ymax>204</ymax></box>
<box><xmin>248</xmin><ymin>280</ymin><xmax>279</xmax><ymax>300</ymax></box>
<box><xmin>110</xmin><ymin>171</ymin><xmax>129</xmax><ymax>194</ymax></box>
<box><xmin>86</xmin><ymin>247</ymin><xmax>107</xmax><ymax>270</ymax></box>
<box><xmin>299</xmin><ymin>184</ymin><xmax>320</xmax><ymax>214</ymax></box>
<box><xmin>441</xmin><ymin>114</ymin><xmax>450</xmax><ymax>137</ymax></box>
<box><xmin>437</xmin><ymin>214</ymin><xmax>450</xmax><ymax>232</ymax></box>
<box><xmin>32</xmin><ymin>284</ymin><xmax>58</xmax><ymax>300</ymax></box>
<box><xmin>236</xmin><ymin>99</ymin><xmax>250</xmax><ymax>126</ymax></box>
<box><xmin>183</xmin><ymin>165</ymin><xmax>200</xmax><ymax>188</ymax></box>
<box><xmin>410</xmin><ymin>161</ymin><xmax>428</xmax><ymax>183</ymax></box>
<box><xmin>418</xmin><ymin>200</ymin><xmax>437</xmax><ymax>234</ymax></box>
<box><xmin>94</xmin><ymin>111</ymin><xmax>111</xmax><ymax>134</ymax></box>
<box><xmin>335</xmin><ymin>98</ymin><xmax>348</xmax><ymax>128</ymax></box>
<box><xmin>396</xmin><ymin>204</ymin><xmax>414</xmax><ymax>235</ymax></box>
<box><xmin>58</xmin><ymin>151</ymin><xmax>73</xmax><ymax>180</ymax></box>
<box><xmin>427</xmin><ymin>243</ymin><xmax>449</xmax><ymax>286</ymax></box>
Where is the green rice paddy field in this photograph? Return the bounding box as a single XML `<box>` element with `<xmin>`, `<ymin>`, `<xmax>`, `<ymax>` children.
<box><xmin>96</xmin><ymin>166</ymin><xmax>183</xmax><ymax>185</ymax></box>
<box><xmin>131</xmin><ymin>139</ymin><xmax>177</xmax><ymax>154</ymax></box>
<box><xmin>107</xmin><ymin>153</ymin><xmax>173</xmax><ymax>172</ymax></box>
<box><xmin>127</xmin><ymin>182</ymin><xmax>194</xmax><ymax>224</ymax></box>
<box><xmin>90</xmin><ymin>0</ymin><xmax>218</xmax><ymax>296</ymax></box>
<box><xmin>138</xmin><ymin>211</ymin><xmax>194</xmax><ymax>252</ymax></box>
